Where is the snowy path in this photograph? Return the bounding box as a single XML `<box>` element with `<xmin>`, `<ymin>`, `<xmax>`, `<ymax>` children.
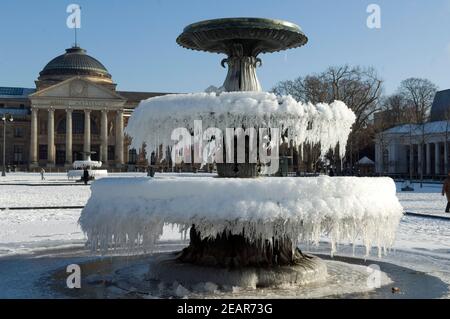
<box><xmin>396</xmin><ymin>182</ymin><xmax>450</xmax><ymax>218</ymax></box>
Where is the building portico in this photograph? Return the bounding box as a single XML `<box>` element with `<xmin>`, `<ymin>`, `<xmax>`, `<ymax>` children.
<box><xmin>0</xmin><ymin>45</ymin><xmax>169</xmax><ymax>171</ymax></box>
<box><xmin>29</xmin><ymin>77</ymin><xmax>127</xmax><ymax>168</ymax></box>
<box><xmin>375</xmin><ymin>122</ymin><xmax>450</xmax><ymax>178</ymax></box>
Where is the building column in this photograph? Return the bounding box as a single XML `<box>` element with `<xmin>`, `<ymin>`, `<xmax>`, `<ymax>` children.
<box><xmin>115</xmin><ymin>110</ymin><xmax>124</xmax><ymax>167</ymax></box>
<box><xmin>374</xmin><ymin>142</ymin><xmax>380</xmax><ymax>174</ymax></box>
<box><xmin>83</xmin><ymin>109</ymin><xmax>91</xmax><ymax>158</ymax></box>
<box><xmin>65</xmin><ymin>109</ymin><xmax>73</xmax><ymax>165</ymax></box>
<box><xmin>418</xmin><ymin>143</ymin><xmax>423</xmax><ymax>177</ymax></box>
<box><xmin>426</xmin><ymin>143</ymin><xmax>431</xmax><ymax>176</ymax></box>
<box><xmin>101</xmin><ymin>109</ymin><xmax>108</xmax><ymax>165</ymax></box>
<box><xmin>409</xmin><ymin>144</ymin><xmax>414</xmax><ymax>176</ymax></box>
<box><xmin>47</xmin><ymin>108</ymin><xmax>55</xmax><ymax>167</ymax></box>
<box><xmin>30</xmin><ymin>107</ymin><xmax>38</xmax><ymax>166</ymax></box>
<box><xmin>435</xmin><ymin>142</ymin><xmax>441</xmax><ymax>176</ymax></box>
<box><xmin>445</xmin><ymin>142</ymin><xmax>449</xmax><ymax>174</ymax></box>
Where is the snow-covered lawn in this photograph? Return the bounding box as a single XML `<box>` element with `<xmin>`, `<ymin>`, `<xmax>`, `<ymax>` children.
<box><xmin>0</xmin><ymin>172</ymin><xmax>192</xmax><ymax>256</ymax></box>
<box><xmin>396</xmin><ymin>182</ymin><xmax>449</xmax><ymax>217</ymax></box>
<box><xmin>0</xmin><ymin>174</ymin><xmax>91</xmax><ymax>255</ymax></box>
<box><xmin>0</xmin><ymin>209</ymin><xmax>84</xmax><ymax>256</ymax></box>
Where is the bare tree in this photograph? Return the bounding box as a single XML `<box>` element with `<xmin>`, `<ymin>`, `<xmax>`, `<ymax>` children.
<box><xmin>381</xmin><ymin>94</ymin><xmax>410</xmax><ymax>127</ymax></box>
<box><xmin>399</xmin><ymin>78</ymin><xmax>438</xmax><ymax>124</ymax></box>
<box><xmin>399</xmin><ymin>78</ymin><xmax>438</xmax><ymax>185</ymax></box>
<box><xmin>272</xmin><ymin>65</ymin><xmax>383</xmax><ymax>170</ymax></box>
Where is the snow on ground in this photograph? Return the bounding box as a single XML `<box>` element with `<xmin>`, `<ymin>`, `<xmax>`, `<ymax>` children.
<box><xmin>0</xmin><ymin>209</ymin><xmax>84</xmax><ymax>256</ymax></box>
<box><xmin>396</xmin><ymin>182</ymin><xmax>450</xmax><ymax>218</ymax></box>
<box><xmin>0</xmin><ymin>186</ymin><xmax>90</xmax><ymax>208</ymax></box>
<box><xmin>395</xmin><ymin>215</ymin><xmax>450</xmax><ymax>253</ymax></box>
<box><xmin>0</xmin><ymin>172</ymin><xmax>181</xmax><ymax>256</ymax></box>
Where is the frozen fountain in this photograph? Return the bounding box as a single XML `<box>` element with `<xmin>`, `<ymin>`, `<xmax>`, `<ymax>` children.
<box><xmin>79</xmin><ymin>18</ymin><xmax>403</xmax><ymax>293</ymax></box>
<box><xmin>67</xmin><ymin>151</ymin><xmax>108</xmax><ymax>180</ymax></box>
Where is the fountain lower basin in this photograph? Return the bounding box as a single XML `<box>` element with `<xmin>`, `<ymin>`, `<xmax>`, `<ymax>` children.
<box><xmin>149</xmin><ymin>251</ymin><xmax>327</xmax><ymax>289</ymax></box>
<box><xmin>80</xmin><ymin>175</ymin><xmax>403</xmax><ymax>258</ymax></box>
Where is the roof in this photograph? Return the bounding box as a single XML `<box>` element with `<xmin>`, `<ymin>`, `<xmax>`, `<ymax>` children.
<box><xmin>382</xmin><ymin>121</ymin><xmax>450</xmax><ymax>135</ymax></box>
<box><xmin>430</xmin><ymin>89</ymin><xmax>450</xmax><ymax>122</ymax></box>
<box><xmin>357</xmin><ymin>156</ymin><xmax>375</xmax><ymax>165</ymax></box>
<box><xmin>0</xmin><ymin>87</ymin><xmax>35</xmax><ymax>99</ymax></box>
<box><xmin>39</xmin><ymin>47</ymin><xmax>111</xmax><ymax>79</ymax></box>
<box><xmin>0</xmin><ymin>108</ymin><xmax>29</xmax><ymax>117</ymax></box>
<box><xmin>117</xmin><ymin>91</ymin><xmax>171</xmax><ymax>103</ymax></box>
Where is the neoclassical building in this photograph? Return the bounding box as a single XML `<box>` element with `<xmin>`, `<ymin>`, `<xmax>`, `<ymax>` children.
<box><xmin>375</xmin><ymin>89</ymin><xmax>450</xmax><ymax>178</ymax></box>
<box><xmin>0</xmin><ymin>46</ymin><xmax>168</xmax><ymax>170</ymax></box>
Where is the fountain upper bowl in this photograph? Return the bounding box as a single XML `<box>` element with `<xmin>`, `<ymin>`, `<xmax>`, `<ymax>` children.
<box><xmin>176</xmin><ymin>17</ymin><xmax>308</xmax><ymax>56</ymax></box>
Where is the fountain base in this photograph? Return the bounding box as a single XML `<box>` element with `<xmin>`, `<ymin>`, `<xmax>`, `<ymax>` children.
<box><xmin>178</xmin><ymin>226</ymin><xmax>310</xmax><ymax>267</ymax></box>
<box><xmin>216</xmin><ymin>163</ymin><xmax>259</xmax><ymax>178</ymax></box>
<box><xmin>147</xmin><ymin>226</ymin><xmax>328</xmax><ymax>288</ymax></box>
<box><xmin>149</xmin><ymin>251</ymin><xmax>327</xmax><ymax>289</ymax></box>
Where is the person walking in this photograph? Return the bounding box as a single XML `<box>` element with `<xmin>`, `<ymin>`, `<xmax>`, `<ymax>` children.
<box><xmin>329</xmin><ymin>167</ymin><xmax>335</xmax><ymax>177</ymax></box>
<box><xmin>441</xmin><ymin>172</ymin><xmax>450</xmax><ymax>213</ymax></box>
<box><xmin>40</xmin><ymin>168</ymin><xmax>45</xmax><ymax>181</ymax></box>
<box><xmin>83</xmin><ymin>168</ymin><xmax>89</xmax><ymax>185</ymax></box>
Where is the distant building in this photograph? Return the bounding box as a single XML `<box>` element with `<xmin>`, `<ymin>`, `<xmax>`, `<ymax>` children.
<box><xmin>356</xmin><ymin>156</ymin><xmax>375</xmax><ymax>176</ymax></box>
<box><xmin>375</xmin><ymin>89</ymin><xmax>450</xmax><ymax>177</ymax></box>
<box><xmin>373</xmin><ymin>109</ymin><xmax>396</xmax><ymax>130</ymax></box>
<box><xmin>0</xmin><ymin>46</ymin><xmax>170</xmax><ymax>170</ymax></box>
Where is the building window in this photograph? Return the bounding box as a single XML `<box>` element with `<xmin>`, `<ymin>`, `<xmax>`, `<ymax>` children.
<box><xmin>73</xmin><ymin>112</ymin><xmax>84</xmax><ymax>134</ymax></box>
<box><xmin>40</xmin><ymin>120</ymin><xmax>47</xmax><ymax>135</ymax></box>
<box><xmin>13</xmin><ymin>145</ymin><xmax>24</xmax><ymax>164</ymax></box>
<box><xmin>19</xmin><ymin>104</ymin><xmax>25</xmax><ymax>109</ymax></box>
<box><xmin>128</xmin><ymin>149</ymin><xmax>137</xmax><ymax>164</ymax></box>
<box><xmin>14</xmin><ymin>127</ymin><xmax>24</xmax><ymax>138</ymax></box>
<box><xmin>382</xmin><ymin>149</ymin><xmax>389</xmax><ymax>172</ymax></box>
<box><xmin>108</xmin><ymin>145</ymin><xmax>115</xmax><ymax>161</ymax></box>
<box><xmin>39</xmin><ymin>145</ymin><xmax>48</xmax><ymax>160</ymax></box>
<box><xmin>58</xmin><ymin>111</ymin><xmax>99</xmax><ymax>134</ymax></box>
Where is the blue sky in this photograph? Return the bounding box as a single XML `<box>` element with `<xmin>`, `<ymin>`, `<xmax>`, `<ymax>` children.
<box><xmin>1</xmin><ymin>0</ymin><xmax>450</xmax><ymax>94</ymax></box>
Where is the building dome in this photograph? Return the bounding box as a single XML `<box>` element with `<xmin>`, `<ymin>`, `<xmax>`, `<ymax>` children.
<box><xmin>36</xmin><ymin>46</ymin><xmax>115</xmax><ymax>90</ymax></box>
<box><xmin>430</xmin><ymin>89</ymin><xmax>450</xmax><ymax>122</ymax></box>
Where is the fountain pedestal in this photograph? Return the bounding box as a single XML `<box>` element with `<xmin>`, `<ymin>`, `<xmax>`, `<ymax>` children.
<box><xmin>179</xmin><ymin>225</ymin><xmax>307</xmax><ymax>267</ymax></box>
<box><xmin>216</xmin><ymin>163</ymin><xmax>258</xmax><ymax>178</ymax></box>
<box><xmin>176</xmin><ymin>18</ymin><xmax>308</xmax><ymax>92</ymax></box>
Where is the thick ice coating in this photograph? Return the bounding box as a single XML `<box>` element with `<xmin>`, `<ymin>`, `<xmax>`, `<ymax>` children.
<box><xmin>125</xmin><ymin>92</ymin><xmax>356</xmax><ymax>160</ymax></box>
<box><xmin>79</xmin><ymin>176</ymin><xmax>403</xmax><ymax>257</ymax></box>
<box><xmin>72</xmin><ymin>160</ymin><xmax>102</xmax><ymax>169</ymax></box>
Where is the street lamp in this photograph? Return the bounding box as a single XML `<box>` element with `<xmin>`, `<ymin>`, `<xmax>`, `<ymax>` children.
<box><xmin>1</xmin><ymin>114</ymin><xmax>14</xmax><ymax>177</ymax></box>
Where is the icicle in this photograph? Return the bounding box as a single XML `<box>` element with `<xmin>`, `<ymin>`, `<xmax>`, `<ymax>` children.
<box><xmin>79</xmin><ymin>176</ymin><xmax>403</xmax><ymax>257</ymax></box>
<box><xmin>125</xmin><ymin>92</ymin><xmax>356</xmax><ymax>164</ymax></box>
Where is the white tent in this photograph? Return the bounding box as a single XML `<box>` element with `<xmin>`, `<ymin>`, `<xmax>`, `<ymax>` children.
<box><xmin>357</xmin><ymin>156</ymin><xmax>375</xmax><ymax>165</ymax></box>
